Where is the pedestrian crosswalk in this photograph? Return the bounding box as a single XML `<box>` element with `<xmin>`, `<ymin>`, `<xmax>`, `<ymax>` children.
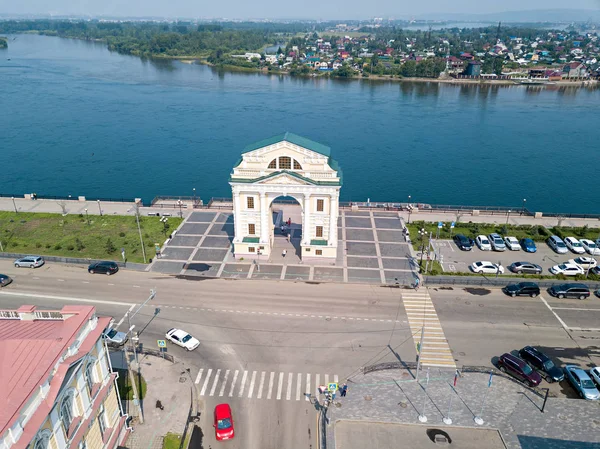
<box><xmin>195</xmin><ymin>368</ymin><xmax>339</xmax><ymax>401</ymax></box>
<box><xmin>402</xmin><ymin>290</ymin><xmax>456</xmax><ymax>369</ymax></box>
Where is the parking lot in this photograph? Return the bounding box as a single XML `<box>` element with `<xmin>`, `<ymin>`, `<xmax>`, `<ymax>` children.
<box><xmin>436</xmin><ymin>238</ymin><xmax>597</xmax><ymax>276</ymax></box>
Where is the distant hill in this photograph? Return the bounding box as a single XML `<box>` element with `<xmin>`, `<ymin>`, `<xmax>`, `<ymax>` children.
<box><xmin>418</xmin><ymin>9</ymin><xmax>600</xmax><ymax>23</ymax></box>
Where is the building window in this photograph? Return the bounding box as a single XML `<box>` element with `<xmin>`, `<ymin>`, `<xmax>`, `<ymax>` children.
<box><xmin>60</xmin><ymin>396</ymin><xmax>74</xmax><ymax>436</ymax></box>
<box><xmin>97</xmin><ymin>404</ymin><xmax>106</xmax><ymax>436</ymax></box>
<box><xmin>316</xmin><ymin>199</ymin><xmax>324</xmax><ymax>212</ymax></box>
<box><xmin>248</xmin><ymin>224</ymin><xmax>256</xmax><ymax>235</ymax></box>
<box><xmin>85</xmin><ymin>362</ymin><xmax>95</xmax><ymax>395</ymax></box>
<box><xmin>247</xmin><ymin>196</ymin><xmax>254</xmax><ymax>209</ymax></box>
<box><xmin>316</xmin><ymin>250</ymin><xmax>323</xmax><ymax>256</ymax></box>
<box><xmin>293</xmin><ymin>160</ymin><xmax>302</xmax><ymax>170</ymax></box>
<box><xmin>79</xmin><ymin>440</ymin><xmax>87</xmax><ymax>449</ymax></box>
<box><xmin>278</xmin><ymin>156</ymin><xmax>291</xmax><ymax>170</ymax></box>
<box><xmin>316</xmin><ymin>226</ymin><xmax>323</xmax><ymax>238</ymax></box>
<box><xmin>34</xmin><ymin>433</ymin><xmax>50</xmax><ymax>449</ymax></box>
<box><xmin>248</xmin><ymin>247</ymin><xmax>255</xmax><ymax>253</ymax></box>
<box><xmin>268</xmin><ymin>159</ymin><xmax>277</xmax><ymax>169</ymax></box>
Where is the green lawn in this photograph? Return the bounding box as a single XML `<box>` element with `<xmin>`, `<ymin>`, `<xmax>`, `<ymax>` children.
<box><xmin>162</xmin><ymin>433</ymin><xmax>184</xmax><ymax>449</ymax></box>
<box><xmin>116</xmin><ymin>368</ymin><xmax>147</xmax><ymax>400</ymax></box>
<box><xmin>0</xmin><ymin>211</ymin><xmax>182</xmax><ymax>263</ymax></box>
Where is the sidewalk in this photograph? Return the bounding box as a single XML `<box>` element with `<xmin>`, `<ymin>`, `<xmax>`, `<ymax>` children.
<box><xmin>325</xmin><ymin>368</ymin><xmax>600</xmax><ymax>449</ymax></box>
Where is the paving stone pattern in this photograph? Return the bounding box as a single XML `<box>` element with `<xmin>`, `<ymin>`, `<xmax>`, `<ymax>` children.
<box><xmin>151</xmin><ymin>210</ymin><xmax>417</xmax><ymax>285</ymax></box>
<box><xmin>326</xmin><ymin>368</ymin><xmax>600</xmax><ymax>449</ymax></box>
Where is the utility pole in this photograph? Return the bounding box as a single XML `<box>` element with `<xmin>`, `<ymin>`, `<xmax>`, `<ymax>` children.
<box><xmin>97</xmin><ymin>199</ymin><xmax>102</xmax><ymax>216</ymax></box>
<box><xmin>135</xmin><ymin>204</ymin><xmax>147</xmax><ymax>263</ymax></box>
<box><xmin>11</xmin><ymin>197</ymin><xmax>17</xmax><ymax>213</ymax></box>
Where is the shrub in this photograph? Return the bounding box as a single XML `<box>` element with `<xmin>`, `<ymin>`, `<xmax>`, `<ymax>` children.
<box><xmin>45</xmin><ymin>243</ymin><xmax>51</xmax><ymax>249</ymax></box>
<box><xmin>78</xmin><ymin>213</ymin><xmax>84</xmax><ymax>218</ymax></box>
<box><xmin>35</xmin><ymin>242</ymin><xmax>42</xmax><ymax>248</ymax></box>
<box><xmin>67</xmin><ymin>244</ymin><xmax>75</xmax><ymax>251</ymax></box>
<box><xmin>54</xmin><ymin>244</ymin><xmax>62</xmax><ymax>250</ymax></box>
<box><xmin>105</xmin><ymin>238</ymin><xmax>116</xmax><ymax>253</ymax></box>
<box><xmin>11</xmin><ymin>242</ymin><xmax>18</xmax><ymax>247</ymax></box>
<box><xmin>75</xmin><ymin>238</ymin><xmax>85</xmax><ymax>251</ymax></box>
<box><xmin>119</xmin><ymin>232</ymin><xmax>126</xmax><ymax>237</ymax></box>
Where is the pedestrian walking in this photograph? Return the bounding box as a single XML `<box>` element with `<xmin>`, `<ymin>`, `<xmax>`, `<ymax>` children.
<box><xmin>341</xmin><ymin>384</ymin><xmax>348</xmax><ymax>397</ymax></box>
<box><xmin>286</xmin><ymin>232</ymin><xmax>291</xmax><ymax>243</ymax></box>
<box><xmin>287</xmin><ymin>218</ymin><xmax>291</xmax><ymax>226</ymax></box>
<box><xmin>282</xmin><ymin>249</ymin><xmax>287</xmax><ymax>258</ymax></box>
<box><xmin>414</xmin><ymin>276</ymin><xmax>420</xmax><ymax>290</ymax></box>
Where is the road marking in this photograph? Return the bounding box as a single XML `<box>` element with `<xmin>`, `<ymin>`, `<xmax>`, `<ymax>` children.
<box><xmin>315</xmin><ymin>374</ymin><xmax>320</xmax><ymax>397</ymax></box>
<box><xmin>195</xmin><ymin>369</ymin><xmax>204</xmax><ymax>385</ymax></box>
<box><xmin>200</xmin><ymin>369</ymin><xmax>212</xmax><ymax>396</ymax></box>
<box><xmin>57</xmin><ymin>279</ymin><xmax>65</xmax><ymax>282</ymax></box>
<box><xmin>552</xmin><ymin>307</ymin><xmax>600</xmax><ymax>311</ymax></box>
<box><xmin>238</xmin><ymin>370</ymin><xmax>248</xmax><ymax>397</ymax></box>
<box><xmin>133</xmin><ymin>285</ymin><xmax>141</xmax><ymax>288</ymax></box>
<box><xmin>82</xmin><ymin>281</ymin><xmax>90</xmax><ymax>284</ymax></box>
<box><xmin>247</xmin><ymin>371</ymin><xmax>257</xmax><ymax>398</ymax></box>
<box><xmin>276</xmin><ymin>372</ymin><xmax>284</xmax><ymax>400</ymax></box>
<box><xmin>209</xmin><ymin>369</ymin><xmax>221</xmax><ymax>396</ymax></box>
<box><xmin>306</xmin><ymin>374</ymin><xmax>311</xmax><ymax>401</ymax></box>
<box><xmin>229</xmin><ymin>370</ymin><xmax>239</xmax><ymax>397</ymax></box>
<box><xmin>539</xmin><ymin>295</ymin><xmax>570</xmax><ymax>331</ymax></box>
<box><xmin>219</xmin><ymin>370</ymin><xmax>230</xmax><ymax>397</ymax></box>
<box><xmin>324</xmin><ymin>374</ymin><xmax>329</xmax><ymax>387</ymax></box>
<box><xmin>0</xmin><ymin>291</ymin><xmax>134</xmax><ymax>306</ymax></box>
<box><xmin>296</xmin><ymin>373</ymin><xmax>302</xmax><ymax>401</ymax></box>
<box><xmin>257</xmin><ymin>371</ymin><xmax>266</xmax><ymax>399</ymax></box>
<box><xmin>334</xmin><ymin>374</ymin><xmax>339</xmax><ymax>383</ymax></box>
<box><xmin>286</xmin><ymin>372</ymin><xmax>293</xmax><ymax>401</ymax></box>
<box><xmin>267</xmin><ymin>372</ymin><xmax>275</xmax><ymax>400</ymax></box>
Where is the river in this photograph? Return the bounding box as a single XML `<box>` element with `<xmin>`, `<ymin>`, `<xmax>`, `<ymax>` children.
<box><xmin>1</xmin><ymin>34</ymin><xmax>599</xmax><ymax>213</ymax></box>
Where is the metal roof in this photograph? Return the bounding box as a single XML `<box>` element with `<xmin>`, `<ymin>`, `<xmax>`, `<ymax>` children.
<box><xmin>242</xmin><ymin>132</ymin><xmax>331</xmax><ymax>157</ymax></box>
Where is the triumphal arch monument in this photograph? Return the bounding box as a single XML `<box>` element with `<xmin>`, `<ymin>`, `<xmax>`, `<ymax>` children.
<box><xmin>229</xmin><ymin>133</ymin><xmax>342</xmax><ymax>263</ymax></box>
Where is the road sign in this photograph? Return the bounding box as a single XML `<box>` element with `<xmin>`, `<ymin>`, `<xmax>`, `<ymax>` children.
<box><xmin>157</xmin><ymin>340</ymin><xmax>166</xmax><ymax>348</ymax></box>
<box><xmin>328</xmin><ymin>382</ymin><xmax>338</xmax><ymax>392</ymax></box>
<box><xmin>438</xmin><ymin>222</ymin><xmax>443</xmax><ymax>228</ymax></box>
<box><xmin>450</xmin><ymin>222</ymin><xmax>455</xmax><ymax>229</ymax></box>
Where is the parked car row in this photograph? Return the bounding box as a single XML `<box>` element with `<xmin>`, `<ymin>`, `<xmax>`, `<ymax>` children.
<box><xmin>471</xmin><ymin>255</ymin><xmax>599</xmax><ymax>278</ymax></box>
<box><xmin>454</xmin><ymin>233</ymin><xmax>600</xmax><ymax>256</ymax></box>
<box><xmin>497</xmin><ymin>347</ymin><xmax>600</xmax><ymax>400</ymax></box>
<box><xmin>502</xmin><ymin>281</ymin><xmax>599</xmax><ymax>299</ymax></box>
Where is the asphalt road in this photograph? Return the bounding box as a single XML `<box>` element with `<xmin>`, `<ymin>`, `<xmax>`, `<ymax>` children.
<box><xmin>1</xmin><ymin>260</ymin><xmax>599</xmax><ymax>447</ymax></box>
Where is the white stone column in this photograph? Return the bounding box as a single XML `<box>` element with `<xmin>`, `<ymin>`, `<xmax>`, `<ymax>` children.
<box><xmin>260</xmin><ymin>192</ymin><xmax>269</xmax><ymax>244</ymax></box>
<box><xmin>303</xmin><ymin>193</ymin><xmax>311</xmax><ymax>245</ymax></box>
<box><xmin>329</xmin><ymin>194</ymin><xmax>337</xmax><ymax>245</ymax></box>
<box><xmin>233</xmin><ymin>191</ymin><xmax>242</xmax><ymax>242</ymax></box>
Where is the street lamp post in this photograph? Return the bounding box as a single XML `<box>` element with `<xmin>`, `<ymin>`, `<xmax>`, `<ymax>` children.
<box><xmin>418</xmin><ymin>228</ymin><xmax>426</xmax><ymax>271</ymax></box>
<box><xmin>193</xmin><ymin>188</ymin><xmax>196</xmax><ymax>207</ymax></box>
<box><xmin>408</xmin><ymin>195</ymin><xmax>412</xmax><ymax>224</ymax></box>
<box><xmin>521</xmin><ymin>199</ymin><xmax>527</xmax><ymax>216</ymax></box>
<box><xmin>11</xmin><ymin>197</ymin><xmax>17</xmax><ymax>213</ymax></box>
<box><xmin>85</xmin><ymin>208</ymin><xmax>90</xmax><ymax>225</ymax></box>
<box><xmin>505</xmin><ymin>209</ymin><xmax>511</xmax><ymax>225</ymax></box>
<box><xmin>97</xmin><ymin>199</ymin><xmax>102</xmax><ymax>216</ymax></box>
<box><xmin>256</xmin><ymin>249</ymin><xmax>261</xmax><ymax>272</ymax></box>
<box><xmin>177</xmin><ymin>200</ymin><xmax>183</xmax><ymax>218</ymax></box>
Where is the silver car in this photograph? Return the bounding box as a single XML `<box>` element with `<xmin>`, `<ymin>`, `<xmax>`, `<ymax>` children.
<box><xmin>488</xmin><ymin>233</ymin><xmax>506</xmax><ymax>251</ymax></box>
<box><xmin>14</xmin><ymin>256</ymin><xmax>45</xmax><ymax>268</ymax></box>
<box><xmin>564</xmin><ymin>365</ymin><xmax>600</xmax><ymax>400</ymax></box>
<box><xmin>103</xmin><ymin>328</ymin><xmax>128</xmax><ymax>346</ymax></box>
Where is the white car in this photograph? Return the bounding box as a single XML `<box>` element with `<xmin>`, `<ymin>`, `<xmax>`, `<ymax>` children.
<box><xmin>590</xmin><ymin>367</ymin><xmax>600</xmax><ymax>386</ymax></box>
<box><xmin>475</xmin><ymin>235</ymin><xmax>492</xmax><ymax>251</ymax></box>
<box><xmin>564</xmin><ymin>237</ymin><xmax>585</xmax><ymax>254</ymax></box>
<box><xmin>165</xmin><ymin>328</ymin><xmax>200</xmax><ymax>351</ymax></box>
<box><xmin>504</xmin><ymin>236</ymin><xmax>521</xmax><ymax>251</ymax></box>
<box><xmin>580</xmin><ymin>239</ymin><xmax>600</xmax><ymax>256</ymax></box>
<box><xmin>549</xmin><ymin>263</ymin><xmax>585</xmax><ymax>276</ymax></box>
<box><xmin>471</xmin><ymin>261</ymin><xmax>504</xmax><ymax>274</ymax></box>
<box><xmin>569</xmin><ymin>257</ymin><xmax>597</xmax><ymax>270</ymax></box>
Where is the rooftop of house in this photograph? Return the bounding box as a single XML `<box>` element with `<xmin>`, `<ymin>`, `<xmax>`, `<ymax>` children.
<box><xmin>0</xmin><ymin>305</ymin><xmax>110</xmax><ymax>435</ymax></box>
<box><xmin>242</xmin><ymin>132</ymin><xmax>331</xmax><ymax>157</ymax></box>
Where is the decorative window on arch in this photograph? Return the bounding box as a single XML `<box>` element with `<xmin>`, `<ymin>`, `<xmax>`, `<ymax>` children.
<box><xmin>60</xmin><ymin>394</ymin><xmax>75</xmax><ymax>436</ymax></box>
<box><xmin>268</xmin><ymin>159</ymin><xmax>277</xmax><ymax>169</ymax></box>
<box><xmin>293</xmin><ymin>160</ymin><xmax>302</xmax><ymax>170</ymax></box>
<box><xmin>278</xmin><ymin>156</ymin><xmax>291</xmax><ymax>170</ymax></box>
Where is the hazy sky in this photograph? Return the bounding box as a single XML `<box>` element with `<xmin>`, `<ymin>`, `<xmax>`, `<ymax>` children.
<box><xmin>0</xmin><ymin>0</ymin><xmax>598</xmax><ymax>19</ymax></box>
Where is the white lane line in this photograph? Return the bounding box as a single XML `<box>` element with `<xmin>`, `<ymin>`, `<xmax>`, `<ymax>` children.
<box><xmin>200</xmin><ymin>369</ymin><xmax>213</xmax><ymax>396</ymax></box>
<box><xmin>267</xmin><ymin>372</ymin><xmax>275</xmax><ymax>400</ymax></box>
<box><xmin>57</xmin><ymin>279</ymin><xmax>65</xmax><ymax>282</ymax></box>
<box><xmin>296</xmin><ymin>373</ymin><xmax>302</xmax><ymax>401</ymax></box>
<box><xmin>108</xmin><ymin>283</ymin><xmax>115</xmax><ymax>286</ymax></box>
<box><xmin>195</xmin><ymin>369</ymin><xmax>204</xmax><ymax>385</ymax></box>
<box><xmin>257</xmin><ymin>371</ymin><xmax>266</xmax><ymax>399</ymax></box>
<box><xmin>219</xmin><ymin>370</ymin><xmax>230</xmax><ymax>397</ymax></box>
<box><xmin>82</xmin><ymin>281</ymin><xmax>90</xmax><ymax>284</ymax></box>
<box><xmin>286</xmin><ymin>372</ymin><xmax>293</xmax><ymax>401</ymax></box>
<box><xmin>315</xmin><ymin>374</ymin><xmax>320</xmax><ymax>397</ymax></box>
<box><xmin>334</xmin><ymin>374</ymin><xmax>339</xmax><ymax>383</ymax></box>
<box><xmin>552</xmin><ymin>307</ymin><xmax>600</xmax><ymax>311</ymax></box>
<box><xmin>247</xmin><ymin>371</ymin><xmax>257</xmax><ymax>398</ymax></box>
<box><xmin>324</xmin><ymin>374</ymin><xmax>329</xmax><ymax>387</ymax></box>
<box><xmin>539</xmin><ymin>295</ymin><xmax>570</xmax><ymax>331</ymax></box>
<box><xmin>209</xmin><ymin>369</ymin><xmax>221</xmax><ymax>396</ymax></box>
<box><xmin>228</xmin><ymin>370</ymin><xmax>239</xmax><ymax>397</ymax></box>
<box><xmin>238</xmin><ymin>370</ymin><xmax>248</xmax><ymax>397</ymax></box>
<box><xmin>0</xmin><ymin>291</ymin><xmax>134</xmax><ymax>306</ymax></box>
<box><xmin>133</xmin><ymin>285</ymin><xmax>141</xmax><ymax>288</ymax></box>
<box><xmin>276</xmin><ymin>372</ymin><xmax>284</xmax><ymax>400</ymax></box>
<box><xmin>305</xmin><ymin>374</ymin><xmax>311</xmax><ymax>401</ymax></box>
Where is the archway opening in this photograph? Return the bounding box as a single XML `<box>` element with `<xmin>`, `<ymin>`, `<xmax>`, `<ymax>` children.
<box><xmin>270</xmin><ymin>195</ymin><xmax>302</xmax><ymax>261</ymax></box>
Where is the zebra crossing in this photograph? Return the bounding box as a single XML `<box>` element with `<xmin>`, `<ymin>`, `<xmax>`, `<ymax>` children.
<box><xmin>402</xmin><ymin>290</ymin><xmax>456</xmax><ymax>369</ymax></box>
<box><xmin>195</xmin><ymin>368</ymin><xmax>339</xmax><ymax>401</ymax></box>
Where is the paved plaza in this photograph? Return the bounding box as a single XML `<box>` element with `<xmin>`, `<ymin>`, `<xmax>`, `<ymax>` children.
<box><xmin>150</xmin><ymin>207</ymin><xmax>417</xmax><ymax>285</ymax></box>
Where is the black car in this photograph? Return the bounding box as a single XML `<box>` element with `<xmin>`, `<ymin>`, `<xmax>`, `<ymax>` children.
<box><xmin>502</xmin><ymin>282</ymin><xmax>540</xmax><ymax>297</ymax></box>
<box><xmin>0</xmin><ymin>274</ymin><xmax>13</xmax><ymax>287</ymax></box>
<box><xmin>548</xmin><ymin>283</ymin><xmax>590</xmax><ymax>300</ymax></box>
<box><xmin>518</xmin><ymin>346</ymin><xmax>564</xmax><ymax>383</ymax></box>
<box><xmin>508</xmin><ymin>261</ymin><xmax>543</xmax><ymax>275</ymax></box>
<box><xmin>453</xmin><ymin>234</ymin><xmax>474</xmax><ymax>251</ymax></box>
<box><xmin>88</xmin><ymin>261</ymin><xmax>119</xmax><ymax>275</ymax></box>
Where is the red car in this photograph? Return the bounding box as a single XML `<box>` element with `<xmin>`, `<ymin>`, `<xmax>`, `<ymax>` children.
<box><xmin>214</xmin><ymin>404</ymin><xmax>234</xmax><ymax>441</ymax></box>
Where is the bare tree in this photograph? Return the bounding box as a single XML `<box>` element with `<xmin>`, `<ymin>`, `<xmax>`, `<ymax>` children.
<box><xmin>557</xmin><ymin>216</ymin><xmax>565</xmax><ymax>228</ymax></box>
<box><xmin>57</xmin><ymin>201</ymin><xmax>68</xmax><ymax>216</ymax></box>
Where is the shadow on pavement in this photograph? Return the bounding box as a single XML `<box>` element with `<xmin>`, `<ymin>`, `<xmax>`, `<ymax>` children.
<box><xmin>188</xmin><ymin>425</ymin><xmax>204</xmax><ymax>449</ymax></box>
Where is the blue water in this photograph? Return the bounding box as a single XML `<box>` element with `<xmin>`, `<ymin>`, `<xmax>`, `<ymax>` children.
<box><xmin>1</xmin><ymin>34</ymin><xmax>599</xmax><ymax>213</ymax></box>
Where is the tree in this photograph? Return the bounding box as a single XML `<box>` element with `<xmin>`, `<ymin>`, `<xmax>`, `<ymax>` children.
<box><xmin>400</xmin><ymin>60</ymin><xmax>417</xmax><ymax>77</ymax></box>
<box><xmin>105</xmin><ymin>238</ymin><xmax>116</xmax><ymax>254</ymax></box>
